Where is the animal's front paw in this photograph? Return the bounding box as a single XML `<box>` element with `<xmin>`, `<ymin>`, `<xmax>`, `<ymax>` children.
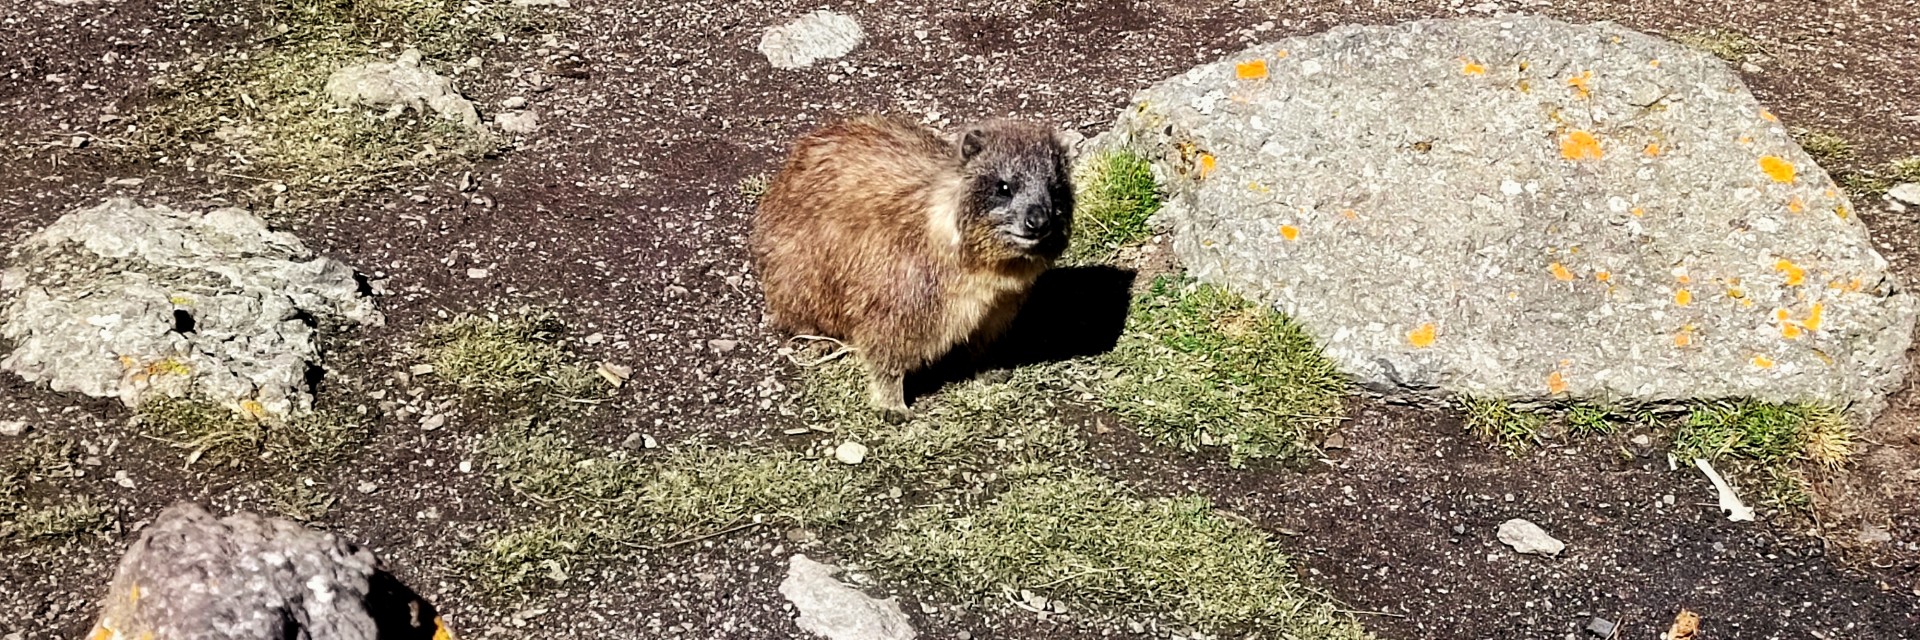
<box><xmin>878</xmin><ymin>405</ymin><xmax>911</xmax><ymax>424</ymax></box>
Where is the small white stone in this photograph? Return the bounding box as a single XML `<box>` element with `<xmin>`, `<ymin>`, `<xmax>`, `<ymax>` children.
<box><xmin>466</xmin><ymin>268</ymin><xmax>490</xmax><ymax>279</ymax></box>
<box><xmin>113</xmin><ymin>470</ymin><xmax>135</xmax><ymax>489</ymax></box>
<box><xmin>1497</xmin><ymin>518</ymin><xmax>1565</xmax><ymax>556</ymax></box>
<box><xmin>0</xmin><ymin>420</ymin><xmax>27</xmax><ymax>437</ymax></box>
<box><xmin>1888</xmin><ymin>183</ymin><xmax>1920</xmax><ymax>207</ymax></box>
<box><xmin>834</xmin><ymin>441</ymin><xmax>868</xmax><ymax>465</ymax></box>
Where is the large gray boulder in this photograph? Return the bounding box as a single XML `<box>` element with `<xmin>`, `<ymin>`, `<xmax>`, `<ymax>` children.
<box><xmin>87</xmin><ymin>502</ymin><xmax>448</xmax><ymax>640</ymax></box>
<box><xmin>1092</xmin><ymin>15</ymin><xmax>1916</xmax><ymax>418</ymax></box>
<box><xmin>1</xmin><ymin>199</ymin><xmax>379</xmax><ymax>417</ymax></box>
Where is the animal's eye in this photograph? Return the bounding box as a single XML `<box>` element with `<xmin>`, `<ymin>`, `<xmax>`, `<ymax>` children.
<box><xmin>995</xmin><ymin>181</ymin><xmax>1012</xmax><ymax>196</ymax></box>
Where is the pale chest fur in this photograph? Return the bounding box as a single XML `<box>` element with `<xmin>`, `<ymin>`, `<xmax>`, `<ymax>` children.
<box><xmin>937</xmin><ymin>266</ymin><xmax>1035</xmax><ymax>347</ymax></box>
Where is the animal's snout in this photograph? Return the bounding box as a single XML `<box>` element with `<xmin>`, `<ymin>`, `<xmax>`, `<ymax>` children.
<box><xmin>1016</xmin><ymin>206</ymin><xmax>1055</xmax><ymax>238</ymax></box>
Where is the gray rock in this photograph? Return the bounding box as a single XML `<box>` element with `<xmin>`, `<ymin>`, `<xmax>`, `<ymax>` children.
<box><xmin>494</xmin><ymin>110</ymin><xmax>540</xmax><ymax>135</ymax></box>
<box><xmin>779</xmin><ymin>555</ymin><xmax>915</xmax><ymax>640</ymax></box>
<box><xmin>1497</xmin><ymin>518</ymin><xmax>1565</xmax><ymax>556</ymax></box>
<box><xmin>326</xmin><ymin>48</ymin><xmax>484</xmax><ymax>132</ymax></box>
<box><xmin>1</xmin><ymin>199</ymin><xmax>379</xmax><ymax>417</ymax></box>
<box><xmin>0</xmin><ymin>420</ymin><xmax>25</xmax><ymax>437</ymax></box>
<box><xmin>759</xmin><ymin>10</ymin><xmax>865</xmax><ymax>70</ymax></box>
<box><xmin>1888</xmin><ymin>183</ymin><xmax>1920</xmax><ymax>207</ymax></box>
<box><xmin>86</xmin><ymin>502</ymin><xmax>448</xmax><ymax>640</ymax></box>
<box><xmin>1090</xmin><ymin>16</ymin><xmax>1916</xmax><ymax>419</ymax></box>
<box><xmin>1585</xmin><ymin>616</ymin><xmax>1618</xmax><ymax>637</ymax></box>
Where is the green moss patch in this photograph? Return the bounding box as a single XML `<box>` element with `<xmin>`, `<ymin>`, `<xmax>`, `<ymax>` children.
<box><xmin>419</xmin><ymin>310</ymin><xmax>605</xmax><ymax>404</ymax></box>
<box><xmin>139</xmin><ymin>397</ymin><xmax>362</xmax><ymax>469</ymax></box>
<box><xmin>137</xmin><ymin>0</ymin><xmax>552</xmax><ymax>211</ymax></box>
<box><xmin>1676</xmin><ymin>400</ymin><xmax>1853</xmax><ymax>467</ymax></box>
<box><xmin>877</xmin><ymin>470</ymin><xmax>1370</xmax><ymax>638</ymax></box>
<box><xmin>1098</xmin><ymin>277</ymin><xmax>1347</xmax><ymax>466</ymax></box>
<box><xmin>1066</xmin><ymin>151</ymin><xmax>1162</xmax><ymax>263</ymax></box>
<box><xmin>1</xmin><ymin>437</ymin><xmax>114</xmax><ymax>542</ymax></box>
<box><xmin>1674</xmin><ymin>28</ymin><xmax>1763</xmax><ymax>64</ymax></box>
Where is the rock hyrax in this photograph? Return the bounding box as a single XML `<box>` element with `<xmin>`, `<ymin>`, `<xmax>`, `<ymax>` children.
<box><xmin>751</xmin><ymin>115</ymin><xmax>1074</xmax><ymax>419</ymax></box>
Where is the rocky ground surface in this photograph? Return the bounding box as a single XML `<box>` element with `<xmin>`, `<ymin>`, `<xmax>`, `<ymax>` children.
<box><xmin>2</xmin><ymin>0</ymin><xmax>1918</xmax><ymax>639</ymax></box>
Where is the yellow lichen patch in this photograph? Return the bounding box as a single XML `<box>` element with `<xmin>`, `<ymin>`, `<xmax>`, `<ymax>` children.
<box><xmin>1644</xmin><ymin>142</ymin><xmax>1662</xmax><ymax>157</ymax></box>
<box><xmin>1279</xmin><ymin>225</ymin><xmax>1300</xmax><ymax>241</ymax></box>
<box><xmin>1566</xmin><ymin>71</ymin><xmax>1593</xmax><ymax>99</ymax></box>
<box><xmin>1595</xmin><ymin>270</ymin><xmax>1612</xmax><ymax>282</ymax></box>
<box><xmin>1787</xmin><ymin>196</ymin><xmax>1805</xmax><ymax>213</ymax></box>
<box><xmin>1546</xmin><ymin>370</ymin><xmax>1568</xmax><ymax>395</ymax></box>
<box><xmin>1516</xmin><ymin>78</ymin><xmax>1532</xmax><ymax>93</ymax></box>
<box><xmin>1738</xmin><ymin>135</ymin><xmax>1754</xmax><ymax>145</ymax></box>
<box><xmin>1274</xmin><ymin>49</ymin><xmax>1290</xmax><ymax>59</ymax></box>
<box><xmin>240</xmin><ymin>399</ymin><xmax>268</xmax><ymax>420</ymax></box>
<box><xmin>1407</xmin><ymin>323</ymin><xmax>1437</xmax><ymax>348</ymax></box>
<box><xmin>1781</xmin><ymin>323</ymin><xmax>1804</xmax><ymax>340</ymax></box>
<box><xmin>1673</xmin><ymin>328</ymin><xmax>1694</xmax><ymax>348</ymax></box>
<box><xmin>1759</xmin><ymin>155</ymin><xmax>1795</xmax><ymax>183</ymax></box>
<box><xmin>1775</xmin><ymin>259</ymin><xmax>1806</xmax><ymax>286</ymax></box>
<box><xmin>1751</xmin><ymin>354</ymin><xmax>1775</xmax><ymax>369</ymax></box>
<box><xmin>1760</xmin><ymin>109</ymin><xmax>1778</xmax><ymax>122</ymax></box>
<box><xmin>1341</xmin><ymin>209</ymin><xmax>1359</xmax><ymax>221</ymax></box>
<box><xmin>1198</xmin><ymin>153</ymin><xmax>1217</xmax><ymax>178</ymax></box>
<box><xmin>1235</xmin><ymin>59</ymin><xmax>1269</xmax><ymax>80</ymax></box>
<box><xmin>1550</xmin><ymin>262</ymin><xmax>1575</xmax><ymax>281</ymax></box>
<box><xmin>169</xmin><ymin>294</ymin><xmax>193</xmax><ymax>306</ymax></box>
<box><xmin>1461</xmin><ymin>58</ymin><xmax>1486</xmax><ymax>75</ymax></box>
<box><xmin>1631</xmin><ymin>206</ymin><xmax>1646</xmax><ymax>217</ymax></box>
<box><xmin>1650</xmin><ymin>59</ymin><xmax>1661</xmax><ymax>68</ymax></box>
<box><xmin>1247</xmin><ymin>181</ymin><xmax>1270</xmax><ymax>193</ymax></box>
<box><xmin>1674</xmin><ymin>289</ymin><xmax>1692</xmax><ymax>306</ymax></box>
<box><xmin>118</xmin><ymin>355</ymin><xmax>139</xmax><ymax>370</ymax></box>
<box><xmin>89</xmin><ymin>627</ymin><xmax>112</xmax><ymax>640</ymax></box>
<box><xmin>130</xmin><ymin>583</ymin><xmax>140</xmax><ymax>604</ymax></box>
<box><xmin>1675</xmin><ymin>274</ymin><xmax>1692</xmax><ymax>285</ymax></box>
<box><xmin>144</xmin><ymin>359</ymin><xmax>192</xmax><ymax>377</ymax></box>
<box><xmin>1836</xmin><ymin>204</ymin><xmax>1850</xmax><ymax>219</ymax></box>
<box><xmin>1726</xmin><ymin>287</ymin><xmax>1745</xmax><ymax>300</ymax></box>
<box><xmin>433</xmin><ymin>617</ymin><xmax>456</xmax><ymax>640</ymax></box>
<box><xmin>1826</xmin><ymin>187</ymin><xmax>1839</xmax><ymax>199</ymax></box>
<box><xmin>1805</xmin><ymin>302</ymin><xmax>1825</xmax><ymax>331</ymax></box>
<box><xmin>1560</xmin><ymin>130</ymin><xmax>1603</xmax><ymax>160</ymax></box>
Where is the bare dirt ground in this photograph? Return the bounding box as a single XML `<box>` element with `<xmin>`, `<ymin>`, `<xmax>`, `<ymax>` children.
<box><xmin>2</xmin><ymin>0</ymin><xmax>1919</xmax><ymax>638</ymax></box>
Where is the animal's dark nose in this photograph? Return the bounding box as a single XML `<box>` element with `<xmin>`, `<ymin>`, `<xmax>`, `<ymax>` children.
<box><xmin>1019</xmin><ymin>208</ymin><xmax>1052</xmax><ymax>235</ymax></box>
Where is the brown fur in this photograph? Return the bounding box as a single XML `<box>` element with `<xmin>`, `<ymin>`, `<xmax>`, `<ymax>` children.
<box><xmin>751</xmin><ymin>115</ymin><xmax>1072</xmax><ymax>417</ymax></box>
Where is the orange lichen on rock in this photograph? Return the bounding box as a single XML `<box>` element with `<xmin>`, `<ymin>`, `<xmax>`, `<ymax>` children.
<box><xmin>1805</xmin><ymin>302</ymin><xmax>1825</xmax><ymax>331</ymax></box>
<box><xmin>1644</xmin><ymin>142</ymin><xmax>1662</xmax><ymax>157</ymax></box>
<box><xmin>1630</xmin><ymin>206</ymin><xmax>1646</xmax><ymax>217</ymax></box>
<box><xmin>1751</xmin><ymin>355</ymin><xmax>1775</xmax><ymax>369</ymax></box>
<box><xmin>1674</xmin><ymin>328</ymin><xmax>1694</xmax><ymax>348</ymax></box>
<box><xmin>1274</xmin><ymin>49</ymin><xmax>1290</xmax><ymax>59</ymax></box>
<box><xmin>1781</xmin><ymin>323</ymin><xmax>1803</xmax><ymax>340</ymax></box>
<box><xmin>1787</xmin><ymin>196</ymin><xmax>1805</xmax><ymax>213</ymax></box>
<box><xmin>1759</xmin><ymin>155</ymin><xmax>1796</xmax><ymax>183</ymax></box>
<box><xmin>1198</xmin><ymin>153</ymin><xmax>1217</xmax><ymax>178</ymax></box>
<box><xmin>1550</xmin><ymin>262</ymin><xmax>1575</xmax><ymax>281</ymax></box>
<box><xmin>1280</xmin><ymin>225</ymin><xmax>1300</xmax><ymax>241</ymax></box>
<box><xmin>1235</xmin><ymin>59</ymin><xmax>1269</xmax><ymax>80</ymax></box>
<box><xmin>1836</xmin><ymin>204</ymin><xmax>1851</xmax><ymax>219</ymax></box>
<box><xmin>1674</xmin><ymin>289</ymin><xmax>1692</xmax><ymax>306</ymax></box>
<box><xmin>1775</xmin><ymin>259</ymin><xmax>1805</xmax><ymax>286</ymax></box>
<box><xmin>1408</xmin><ymin>323</ymin><xmax>1437</xmax><ymax>348</ymax></box>
<box><xmin>1341</xmin><ymin>209</ymin><xmax>1359</xmax><ymax>221</ymax></box>
<box><xmin>1595</xmin><ymin>270</ymin><xmax>1611</xmax><ymax>282</ymax></box>
<box><xmin>1546</xmin><ymin>371</ymin><xmax>1568</xmax><ymax>395</ymax></box>
<box><xmin>1461</xmin><ymin>58</ymin><xmax>1487</xmax><ymax>75</ymax></box>
<box><xmin>1760</xmin><ymin>109</ymin><xmax>1778</xmax><ymax>122</ymax></box>
<box><xmin>1567</xmin><ymin>71</ymin><xmax>1593</xmax><ymax>98</ymax></box>
<box><xmin>1560</xmin><ymin>130</ymin><xmax>1603</xmax><ymax>160</ymax></box>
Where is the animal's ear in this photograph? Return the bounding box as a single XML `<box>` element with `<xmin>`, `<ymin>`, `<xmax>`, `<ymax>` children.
<box><xmin>959</xmin><ymin>128</ymin><xmax>987</xmax><ymax>163</ymax></box>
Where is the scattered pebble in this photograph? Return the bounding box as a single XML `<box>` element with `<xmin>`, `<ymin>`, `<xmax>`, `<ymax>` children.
<box><xmin>0</xmin><ymin>420</ymin><xmax>27</xmax><ymax>437</ymax></box>
<box><xmin>1497</xmin><ymin>518</ymin><xmax>1565</xmax><ymax>556</ymax></box>
<box><xmin>409</xmin><ymin>364</ymin><xmax>435</xmax><ymax>376</ymax></box>
<box><xmin>421</xmin><ymin>414</ymin><xmax>446</xmax><ymax>431</ymax></box>
<box><xmin>1585</xmin><ymin>616</ymin><xmax>1617</xmax><ymax>637</ymax></box>
<box><xmin>466</xmin><ymin>268</ymin><xmax>490</xmax><ymax>279</ymax></box>
<box><xmin>1889</xmin><ymin>182</ymin><xmax>1920</xmax><ymax>207</ymax></box>
<box><xmin>113</xmin><ymin>470</ymin><xmax>135</xmax><ymax>489</ymax></box>
<box><xmin>709</xmin><ymin>339</ymin><xmax>739</xmax><ymax>353</ymax></box>
<box><xmin>834</xmin><ymin>441</ymin><xmax>868</xmax><ymax>465</ymax></box>
<box><xmin>758</xmin><ymin>10</ymin><xmax>866</xmax><ymax>70</ymax></box>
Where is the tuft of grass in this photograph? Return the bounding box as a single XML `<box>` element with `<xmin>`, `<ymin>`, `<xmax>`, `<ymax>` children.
<box><xmin>1791</xmin><ymin>128</ymin><xmax>1854</xmax><ymax>165</ymax></box>
<box><xmin>469</xmin><ymin>433</ymin><xmax>868</xmax><ymax>588</ymax></box>
<box><xmin>138</xmin><ymin>398</ymin><xmax>362</xmax><ymax>468</ymax></box>
<box><xmin>10</xmin><ymin>496</ymin><xmax>114</xmax><ymax>541</ymax></box>
<box><xmin>265</xmin><ymin>480</ymin><xmax>338</xmax><ymax>521</ymax></box>
<box><xmin>1837</xmin><ymin>155</ymin><xmax>1920</xmax><ymax>198</ymax></box>
<box><xmin>1460</xmin><ymin>397</ymin><xmax>1547</xmax><ymax>456</ymax></box>
<box><xmin>738</xmin><ymin>173</ymin><xmax>771</xmax><ymax>204</ymax></box>
<box><xmin>1066</xmin><ymin>151</ymin><xmax>1162</xmax><ymax>263</ymax></box>
<box><xmin>136</xmin><ymin>0</ymin><xmax>552</xmax><ymax>211</ymax></box>
<box><xmin>1099</xmin><ymin>277</ymin><xmax>1347</xmax><ymax>466</ymax></box>
<box><xmin>793</xmin><ymin>358</ymin><xmax>1080</xmax><ymax>475</ymax></box>
<box><xmin>1674</xmin><ymin>28</ymin><xmax>1763</xmax><ymax>64</ymax></box>
<box><xmin>1674</xmin><ymin>400</ymin><xmax>1855</xmax><ymax>466</ymax></box>
<box><xmin>1759</xmin><ymin>465</ymin><xmax>1813</xmax><ymax>510</ymax></box>
<box><xmin>419</xmin><ymin>310</ymin><xmax>605</xmax><ymax>404</ymax></box>
<box><xmin>877</xmin><ymin>470</ymin><xmax>1371</xmax><ymax>638</ymax></box>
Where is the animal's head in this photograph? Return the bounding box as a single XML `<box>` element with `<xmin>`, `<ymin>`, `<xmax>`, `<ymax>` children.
<box><xmin>956</xmin><ymin>120</ymin><xmax>1074</xmax><ymax>261</ymax></box>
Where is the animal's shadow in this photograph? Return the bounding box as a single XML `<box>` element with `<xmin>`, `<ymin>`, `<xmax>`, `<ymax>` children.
<box><xmin>366</xmin><ymin>569</ymin><xmax>450</xmax><ymax>639</ymax></box>
<box><xmin>906</xmin><ymin>265</ymin><xmax>1137</xmax><ymax>402</ymax></box>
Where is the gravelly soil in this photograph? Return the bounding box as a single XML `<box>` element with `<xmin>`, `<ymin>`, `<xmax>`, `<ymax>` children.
<box><xmin>2</xmin><ymin>0</ymin><xmax>1918</xmax><ymax>638</ymax></box>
